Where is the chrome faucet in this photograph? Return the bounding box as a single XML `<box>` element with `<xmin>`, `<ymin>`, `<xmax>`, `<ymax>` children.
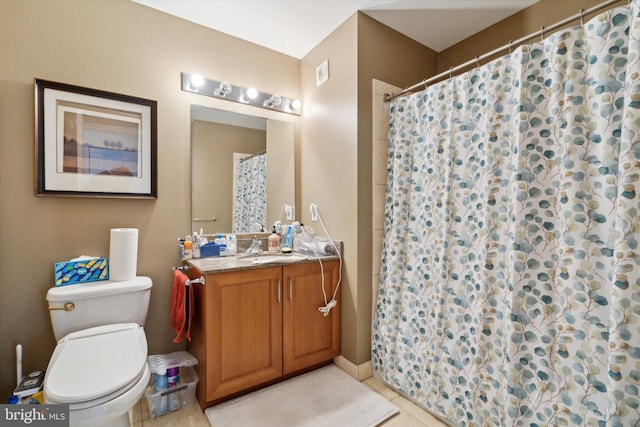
<box><xmin>245</xmin><ymin>235</ymin><xmax>263</xmax><ymax>254</ymax></box>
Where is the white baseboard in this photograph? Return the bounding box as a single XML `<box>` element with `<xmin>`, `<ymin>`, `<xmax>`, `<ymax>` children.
<box><xmin>333</xmin><ymin>356</ymin><xmax>372</xmax><ymax>381</ymax></box>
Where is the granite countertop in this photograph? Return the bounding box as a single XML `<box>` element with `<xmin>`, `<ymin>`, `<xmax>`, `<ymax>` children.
<box><xmin>186</xmin><ymin>252</ymin><xmax>340</xmax><ymax>274</ymax></box>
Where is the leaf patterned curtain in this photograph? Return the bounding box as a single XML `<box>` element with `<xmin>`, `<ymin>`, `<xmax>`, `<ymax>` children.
<box><xmin>372</xmin><ymin>3</ymin><xmax>640</xmax><ymax>426</ymax></box>
<box><xmin>233</xmin><ymin>153</ymin><xmax>266</xmax><ymax>233</ymax></box>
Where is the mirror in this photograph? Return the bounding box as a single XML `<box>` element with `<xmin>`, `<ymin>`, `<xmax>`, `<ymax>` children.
<box><xmin>190</xmin><ymin>105</ymin><xmax>295</xmax><ymax>235</ymax></box>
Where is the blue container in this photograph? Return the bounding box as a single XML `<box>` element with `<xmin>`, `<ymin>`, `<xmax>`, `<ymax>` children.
<box><xmin>200</xmin><ymin>242</ymin><xmax>220</xmax><ymax>258</ymax></box>
<box><xmin>155</xmin><ymin>369</ymin><xmax>168</xmax><ymax>415</ymax></box>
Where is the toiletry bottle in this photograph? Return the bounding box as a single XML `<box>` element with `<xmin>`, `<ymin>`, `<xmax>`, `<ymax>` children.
<box><xmin>268</xmin><ymin>227</ymin><xmax>281</xmax><ymax>252</ymax></box>
<box><xmin>284</xmin><ymin>225</ymin><xmax>294</xmax><ymax>250</ymax></box>
<box><xmin>193</xmin><ymin>236</ymin><xmax>200</xmax><ymax>259</ymax></box>
<box><xmin>166</xmin><ymin>366</ymin><xmax>181</xmax><ymax>411</ymax></box>
<box><xmin>225</xmin><ymin>234</ymin><xmax>237</xmax><ymax>255</ymax></box>
<box><xmin>155</xmin><ymin>368</ymin><xmax>168</xmax><ymax>415</ymax></box>
<box><xmin>178</xmin><ymin>239</ymin><xmax>185</xmax><ymax>261</ymax></box>
<box><xmin>184</xmin><ymin>237</ymin><xmax>193</xmax><ymax>260</ymax></box>
<box><xmin>167</xmin><ymin>366</ymin><xmax>179</xmax><ymax>388</ymax></box>
<box><xmin>214</xmin><ymin>234</ymin><xmax>227</xmax><ymax>256</ymax></box>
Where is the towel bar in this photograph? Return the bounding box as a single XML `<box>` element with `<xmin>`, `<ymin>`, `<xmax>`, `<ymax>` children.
<box><xmin>187</xmin><ymin>276</ymin><xmax>205</xmax><ymax>286</ymax></box>
<box><xmin>172</xmin><ymin>266</ymin><xmax>204</xmax><ymax>285</ymax></box>
<box><xmin>193</xmin><ymin>216</ymin><xmax>217</xmax><ymax>222</ymax></box>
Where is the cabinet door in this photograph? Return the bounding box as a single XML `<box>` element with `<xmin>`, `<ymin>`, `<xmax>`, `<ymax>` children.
<box><xmin>204</xmin><ymin>267</ymin><xmax>283</xmax><ymax>401</ymax></box>
<box><xmin>283</xmin><ymin>260</ymin><xmax>341</xmax><ymax>374</ymax></box>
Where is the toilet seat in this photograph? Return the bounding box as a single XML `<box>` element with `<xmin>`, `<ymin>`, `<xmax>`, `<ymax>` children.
<box><xmin>45</xmin><ymin>323</ymin><xmax>148</xmax><ymax>409</ymax></box>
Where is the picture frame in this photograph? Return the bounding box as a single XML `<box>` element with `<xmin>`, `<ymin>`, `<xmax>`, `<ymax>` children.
<box><xmin>35</xmin><ymin>79</ymin><xmax>157</xmax><ymax>198</ymax></box>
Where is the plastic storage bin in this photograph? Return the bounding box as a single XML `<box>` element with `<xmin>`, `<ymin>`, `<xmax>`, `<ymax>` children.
<box><xmin>145</xmin><ymin>351</ymin><xmax>199</xmax><ymax>418</ymax></box>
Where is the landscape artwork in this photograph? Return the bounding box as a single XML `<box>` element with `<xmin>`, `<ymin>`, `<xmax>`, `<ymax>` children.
<box><xmin>61</xmin><ymin>103</ymin><xmax>141</xmax><ymax>177</ymax></box>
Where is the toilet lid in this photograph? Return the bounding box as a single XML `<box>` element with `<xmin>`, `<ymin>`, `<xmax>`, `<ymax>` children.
<box><xmin>45</xmin><ymin>323</ymin><xmax>147</xmax><ymax>404</ymax></box>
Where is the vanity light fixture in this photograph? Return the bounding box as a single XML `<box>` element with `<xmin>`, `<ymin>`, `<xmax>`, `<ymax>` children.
<box><xmin>263</xmin><ymin>94</ymin><xmax>282</xmax><ymax>108</ymax></box>
<box><xmin>181</xmin><ymin>72</ymin><xmax>301</xmax><ymax>116</ymax></box>
<box><xmin>213</xmin><ymin>81</ymin><xmax>232</xmax><ymax>97</ymax></box>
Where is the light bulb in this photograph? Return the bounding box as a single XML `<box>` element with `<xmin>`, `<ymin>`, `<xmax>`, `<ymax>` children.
<box><xmin>291</xmin><ymin>99</ymin><xmax>302</xmax><ymax>110</ymax></box>
<box><xmin>190</xmin><ymin>73</ymin><xmax>204</xmax><ymax>88</ymax></box>
<box><xmin>246</xmin><ymin>87</ymin><xmax>258</xmax><ymax>99</ymax></box>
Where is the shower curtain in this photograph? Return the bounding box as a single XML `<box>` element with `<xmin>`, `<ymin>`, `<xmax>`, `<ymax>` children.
<box><xmin>372</xmin><ymin>2</ymin><xmax>640</xmax><ymax>426</ymax></box>
<box><xmin>233</xmin><ymin>153</ymin><xmax>266</xmax><ymax>233</ymax></box>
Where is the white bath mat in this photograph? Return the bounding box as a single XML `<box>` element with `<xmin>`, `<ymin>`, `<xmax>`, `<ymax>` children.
<box><xmin>205</xmin><ymin>364</ymin><xmax>399</xmax><ymax>427</ymax></box>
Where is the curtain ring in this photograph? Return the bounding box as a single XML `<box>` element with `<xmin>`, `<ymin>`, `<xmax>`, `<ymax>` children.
<box><xmin>449</xmin><ymin>66</ymin><xmax>454</xmax><ymax>79</ymax></box>
<box><xmin>508</xmin><ymin>40</ymin><xmax>513</xmax><ymax>54</ymax></box>
<box><xmin>540</xmin><ymin>26</ymin><xmax>545</xmax><ymax>42</ymax></box>
<box><xmin>579</xmin><ymin>8</ymin><xmax>584</xmax><ymax>26</ymax></box>
<box><xmin>475</xmin><ymin>56</ymin><xmax>480</xmax><ymax>69</ymax></box>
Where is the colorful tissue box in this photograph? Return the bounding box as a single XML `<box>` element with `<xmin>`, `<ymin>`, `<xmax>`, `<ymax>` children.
<box><xmin>54</xmin><ymin>258</ymin><xmax>109</xmax><ymax>286</ymax></box>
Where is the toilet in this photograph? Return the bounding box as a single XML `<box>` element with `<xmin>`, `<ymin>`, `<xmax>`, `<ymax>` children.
<box><xmin>44</xmin><ymin>276</ymin><xmax>153</xmax><ymax>427</ymax></box>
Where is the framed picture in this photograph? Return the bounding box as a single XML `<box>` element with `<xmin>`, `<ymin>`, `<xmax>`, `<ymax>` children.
<box><xmin>35</xmin><ymin>79</ymin><xmax>157</xmax><ymax>198</ymax></box>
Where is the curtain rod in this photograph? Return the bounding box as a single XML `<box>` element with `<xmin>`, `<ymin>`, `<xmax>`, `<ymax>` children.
<box><xmin>239</xmin><ymin>150</ymin><xmax>266</xmax><ymax>162</ymax></box>
<box><xmin>384</xmin><ymin>0</ymin><xmax>625</xmax><ymax>102</ymax></box>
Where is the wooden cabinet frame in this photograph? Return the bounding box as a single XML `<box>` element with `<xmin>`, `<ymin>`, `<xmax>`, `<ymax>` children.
<box><xmin>188</xmin><ymin>260</ymin><xmax>341</xmax><ymax>409</ymax></box>
<box><xmin>283</xmin><ymin>262</ymin><xmax>341</xmax><ymax>374</ymax></box>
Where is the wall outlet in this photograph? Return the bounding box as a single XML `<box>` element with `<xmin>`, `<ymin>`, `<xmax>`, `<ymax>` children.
<box><xmin>285</xmin><ymin>205</ymin><xmax>293</xmax><ymax>221</ymax></box>
<box><xmin>310</xmin><ymin>203</ymin><xmax>318</xmax><ymax>222</ymax></box>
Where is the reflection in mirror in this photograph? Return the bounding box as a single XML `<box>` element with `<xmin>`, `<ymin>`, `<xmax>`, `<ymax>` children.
<box><xmin>191</xmin><ymin>105</ymin><xmax>295</xmax><ymax>235</ymax></box>
<box><xmin>233</xmin><ymin>149</ymin><xmax>267</xmax><ymax>232</ymax></box>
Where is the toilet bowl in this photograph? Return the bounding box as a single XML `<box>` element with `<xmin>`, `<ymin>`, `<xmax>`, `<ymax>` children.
<box><xmin>44</xmin><ymin>323</ymin><xmax>150</xmax><ymax>427</ymax></box>
<box><xmin>45</xmin><ymin>276</ymin><xmax>153</xmax><ymax>426</ymax></box>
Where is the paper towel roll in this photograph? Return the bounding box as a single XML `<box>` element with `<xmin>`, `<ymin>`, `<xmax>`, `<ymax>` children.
<box><xmin>109</xmin><ymin>228</ymin><xmax>138</xmax><ymax>281</ymax></box>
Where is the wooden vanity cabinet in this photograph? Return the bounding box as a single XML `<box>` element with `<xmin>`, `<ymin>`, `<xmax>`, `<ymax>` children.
<box><xmin>188</xmin><ymin>266</ymin><xmax>283</xmax><ymax>406</ymax></box>
<box><xmin>282</xmin><ymin>261</ymin><xmax>341</xmax><ymax>374</ymax></box>
<box><xmin>188</xmin><ymin>260</ymin><xmax>341</xmax><ymax>409</ymax></box>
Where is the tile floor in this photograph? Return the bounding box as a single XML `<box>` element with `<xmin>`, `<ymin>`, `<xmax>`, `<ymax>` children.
<box><xmin>130</xmin><ymin>372</ymin><xmax>450</xmax><ymax>427</ymax></box>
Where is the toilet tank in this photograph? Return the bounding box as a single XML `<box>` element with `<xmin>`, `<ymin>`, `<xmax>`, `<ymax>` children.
<box><xmin>46</xmin><ymin>276</ymin><xmax>152</xmax><ymax>341</ymax></box>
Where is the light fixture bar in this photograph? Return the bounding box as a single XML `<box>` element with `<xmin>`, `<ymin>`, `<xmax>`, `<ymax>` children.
<box><xmin>181</xmin><ymin>72</ymin><xmax>301</xmax><ymax>116</ymax></box>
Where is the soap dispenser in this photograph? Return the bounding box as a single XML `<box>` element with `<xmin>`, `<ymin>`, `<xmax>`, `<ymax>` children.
<box><xmin>268</xmin><ymin>227</ymin><xmax>281</xmax><ymax>252</ymax></box>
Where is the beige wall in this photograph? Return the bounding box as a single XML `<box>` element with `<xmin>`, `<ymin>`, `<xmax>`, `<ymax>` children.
<box><xmin>192</xmin><ymin>121</ymin><xmax>266</xmax><ymax>234</ymax></box>
<box><xmin>300</xmin><ymin>15</ymin><xmax>360</xmax><ymax>361</ymax></box>
<box><xmin>265</xmin><ymin>120</ymin><xmax>296</xmax><ymax>229</ymax></box>
<box><xmin>0</xmin><ymin>0</ymin><xmax>616</xmax><ymax>400</ymax></box>
<box><xmin>438</xmin><ymin>0</ymin><xmax>626</xmax><ymax>72</ymax></box>
<box><xmin>371</xmin><ymin>79</ymin><xmax>400</xmax><ymax>316</ymax></box>
<box><xmin>0</xmin><ymin>0</ymin><xmax>300</xmax><ymax>398</ymax></box>
<box><xmin>355</xmin><ymin>14</ymin><xmax>438</xmax><ymax>364</ymax></box>
<box><xmin>300</xmin><ymin>13</ymin><xmax>438</xmax><ymax>365</ymax></box>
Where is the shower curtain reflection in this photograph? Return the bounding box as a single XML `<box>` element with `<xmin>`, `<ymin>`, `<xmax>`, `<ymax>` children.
<box><xmin>233</xmin><ymin>152</ymin><xmax>267</xmax><ymax>233</ymax></box>
<box><xmin>372</xmin><ymin>2</ymin><xmax>640</xmax><ymax>426</ymax></box>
